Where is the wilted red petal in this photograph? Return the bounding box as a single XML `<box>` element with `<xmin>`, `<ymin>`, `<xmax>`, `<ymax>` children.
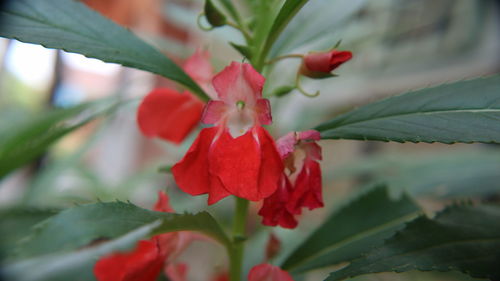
<box><xmin>258</xmin><ymin>176</ymin><xmax>298</xmax><ymax>229</ymax></box>
<box><xmin>201</xmin><ymin>100</ymin><xmax>227</xmax><ymax>124</ymax></box>
<box><xmin>287</xmin><ymin>160</ymin><xmax>323</xmax><ymax>213</ymax></box>
<box><xmin>209</xmin><ymin>127</ymin><xmax>281</xmax><ymax>201</ymax></box>
<box><xmin>137</xmin><ymin>88</ymin><xmax>204</xmax><ymax>144</ymax></box>
<box><xmin>94</xmin><ymin>240</ymin><xmax>165</xmax><ymax>281</ymax></box>
<box><xmin>212</xmin><ymin>62</ymin><xmax>265</xmax><ymax>104</ymax></box>
<box><xmin>165</xmin><ymin>263</ymin><xmax>188</xmax><ymax>281</ymax></box>
<box><xmin>248</xmin><ymin>264</ymin><xmax>294</xmax><ymax>281</ymax></box>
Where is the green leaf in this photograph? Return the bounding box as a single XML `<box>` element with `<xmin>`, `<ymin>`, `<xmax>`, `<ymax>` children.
<box><xmin>0</xmin><ymin>100</ymin><xmax>116</xmax><ymax>179</ymax></box>
<box><xmin>281</xmin><ymin>185</ymin><xmax>421</xmax><ymax>273</ymax></box>
<box><xmin>1</xmin><ymin>221</ymin><xmax>160</xmax><ymax>281</ymax></box>
<box><xmin>205</xmin><ymin>0</ymin><xmax>227</xmax><ymax>27</ymax></box>
<box><xmin>0</xmin><ymin>208</ymin><xmax>58</xmax><ymax>260</ymax></box>
<box><xmin>326</xmin><ymin>204</ymin><xmax>500</xmax><ymax>281</ymax></box>
<box><xmin>15</xmin><ymin>201</ymin><xmax>230</xmax><ymax>259</ymax></box>
<box><xmin>0</xmin><ymin>0</ymin><xmax>208</xmax><ymax>100</ymax></box>
<box><xmin>253</xmin><ymin>0</ymin><xmax>308</xmax><ymax>68</ymax></box>
<box><xmin>316</xmin><ymin>76</ymin><xmax>500</xmax><ymax>144</ymax></box>
<box><xmin>230</xmin><ymin>42</ymin><xmax>253</xmax><ymax>59</ymax></box>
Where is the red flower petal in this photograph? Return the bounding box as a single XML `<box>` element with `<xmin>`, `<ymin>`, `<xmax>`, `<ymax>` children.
<box><xmin>165</xmin><ymin>263</ymin><xmax>188</xmax><ymax>281</ymax></box>
<box><xmin>287</xmin><ymin>159</ymin><xmax>323</xmax><ymax>213</ymax></box>
<box><xmin>201</xmin><ymin>100</ymin><xmax>227</xmax><ymax>124</ymax></box>
<box><xmin>153</xmin><ymin>191</ymin><xmax>175</xmax><ymax>213</ymax></box>
<box><xmin>209</xmin><ymin>127</ymin><xmax>281</xmax><ymax>201</ymax></box>
<box><xmin>183</xmin><ymin>50</ymin><xmax>216</xmax><ymax>99</ymax></box>
<box><xmin>171</xmin><ymin>127</ymin><xmax>225</xmax><ymax>198</ymax></box>
<box><xmin>94</xmin><ymin>240</ymin><xmax>165</xmax><ymax>281</ymax></box>
<box><xmin>248</xmin><ymin>264</ymin><xmax>294</xmax><ymax>281</ymax></box>
<box><xmin>258</xmin><ymin>176</ymin><xmax>298</xmax><ymax>229</ymax></box>
<box><xmin>137</xmin><ymin>88</ymin><xmax>204</xmax><ymax>144</ymax></box>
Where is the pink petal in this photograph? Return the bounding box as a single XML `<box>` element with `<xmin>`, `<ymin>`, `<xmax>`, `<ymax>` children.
<box><xmin>137</xmin><ymin>88</ymin><xmax>204</xmax><ymax>144</ymax></box>
<box><xmin>201</xmin><ymin>100</ymin><xmax>227</xmax><ymax>124</ymax></box>
<box><xmin>276</xmin><ymin>132</ymin><xmax>297</xmax><ymax>159</ymax></box>
<box><xmin>183</xmin><ymin>49</ymin><xmax>217</xmax><ymax>99</ymax></box>
<box><xmin>248</xmin><ymin>264</ymin><xmax>294</xmax><ymax>281</ymax></box>
<box><xmin>297</xmin><ymin>130</ymin><xmax>320</xmax><ymax>141</ymax></box>
<box><xmin>212</xmin><ymin>62</ymin><xmax>265</xmax><ymax>105</ymax></box>
<box><xmin>255</xmin><ymin>99</ymin><xmax>272</xmax><ymax>125</ymax></box>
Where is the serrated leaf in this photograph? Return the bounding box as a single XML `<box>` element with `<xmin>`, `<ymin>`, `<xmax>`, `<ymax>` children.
<box><xmin>0</xmin><ymin>0</ymin><xmax>208</xmax><ymax>100</ymax></box>
<box><xmin>316</xmin><ymin>76</ymin><xmax>500</xmax><ymax>144</ymax></box>
<box><xmin>0</xmin><ymin>208</ymin><xmax>58</xmax><ymax>260</ymax></box>
<box><xmin>1</xmin><ymin>221</ymin><xmax>160</xmax><ymax>281</ymax></box>
<box><xmin>205</xmin><ymin>0</ymin><xmax>226</xmax><ymax>27</ymax></box>
<box><xmin>281</xmin><ymin>185</ymin><xmax>421</xmax><ymax>273</ymax></box>
<box><xmin>0</xmin><ymin>100</ymin><xmax>117</xmax><ymax>179</ymax></box>
<box><xmin>326</xmin><ymin>204</ymin><xmax>500</xmax><ymax>281</ymax></box>
<box><xmin>16</xmin><ymin>201</ymin><xmax>230</xmax><ymax>259</ymax></box>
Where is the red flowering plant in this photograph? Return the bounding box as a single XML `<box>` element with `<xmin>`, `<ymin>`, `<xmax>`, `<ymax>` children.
<box><xmin>2</xmin><ymin>1</ymin><xmax>500</xmax><ymax>281</ymax></box>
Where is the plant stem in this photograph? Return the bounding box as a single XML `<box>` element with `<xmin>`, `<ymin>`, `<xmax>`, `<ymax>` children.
<box><xmin>229</xmin><ymin>197</ymin><xmax>249</xmax><ymax>281</ymax></box>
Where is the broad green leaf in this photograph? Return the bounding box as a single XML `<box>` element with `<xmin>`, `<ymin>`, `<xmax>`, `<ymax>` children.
<box><xmin>16</xmin><ymin>201</ymin><xmax>230</xmax><ymax>258</ymax></box>
<box><xmin>0</xmin><ymin>208</ymin><xmax>58</xmax><ymax>260</ymax></box>
<box><xmin>326</xmin><ymin>204</ymin><xmax>500</xmax><ymax>281</ymax></box>
<box><xmin>253</xmin><ymin>0</ymin><xmax>307</xmax><ymax>68</ymax></box>
<box><xmin>1</xmin><ymin>221</ymin><xmax>160</xmax><ymax>281</ymax></box>
<box><xmin>316</xmin><ymin>76</ymin><xmax>500</xmax><ymax>143</ymax></box>
<box><xmin>281</xmin><ymin>186</ymin><xmax>421</xmax><ymax>273</ymax></box>
<box><xmin>0</xmin><ymin>0</ymin><xmax>207</xmax><ymax>100</ymax></box>
<box><xmin>0</xmin><ymin>100</ymin><xmax>116</xmax><ymax>179</ymax></box>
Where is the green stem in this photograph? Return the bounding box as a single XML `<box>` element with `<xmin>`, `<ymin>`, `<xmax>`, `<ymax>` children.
<box><xmin>229</xmin><ymin>197</ymin><xmax>249</xmax><ymax>281</ymax></box>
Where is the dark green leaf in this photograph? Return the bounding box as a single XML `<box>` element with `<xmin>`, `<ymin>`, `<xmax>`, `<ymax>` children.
<box><xmin>1</xmin><ymin>221</ymin><xmax>159</xmax><ymax>281</ymax></box>
<box><xmin>0</xmin><ymin>0</ymin><xmax>207</xmax><ymax>100</ymax></box>
<box><xmin>0</xmin><ymin>208</ymin><xmax>58</xmax><ymax>260</ymax></box>
<box><xmin>16</xmin><ymin>201</ymin><xmax>231</xmax><ymax>259</ymax></box>
<box><xmin>316</xmin><ymin>76</ymin><xmax>500</xmax><ymax>143</ymax></box>
<box><xmin>281</xmin><ymin>186</ymin><xmax>421</xmax><ymax>273</ymax></box>
<box><xmin>326</xmin><ymin>204</ymin><xmax>500</xmax><ymax>281</ymax></box>
<box><xmin>205</xmin><ymin>0</ymin><xmax>226</xmax><ymax>27</ymax></box>
<box><xmin>0</xmin><ymin>100</ymin><xmax>116</xmax><ymax>179</ymax></box>
<box><xmin>230</xmin><ymin>42</ymin><xmax>253</xmax><ymax>59</ymax></box>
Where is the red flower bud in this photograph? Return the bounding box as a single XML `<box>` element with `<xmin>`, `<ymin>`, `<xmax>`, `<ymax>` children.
<box><xmin>301</xmin><ymin>50</ymin><xmax>352</xmax><ymax>78</ymax></box>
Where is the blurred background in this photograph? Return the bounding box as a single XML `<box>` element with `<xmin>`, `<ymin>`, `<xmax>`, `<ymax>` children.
<box><xmin>0</xmin><ymin>0</ymin><xmax>499</xmax><ymax>280</ymax></box>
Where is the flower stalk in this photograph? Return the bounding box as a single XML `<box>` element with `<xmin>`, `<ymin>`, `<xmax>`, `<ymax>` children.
<box><xmin>230</xmin><ymin>197</ymin><xmax>250</xmax><ymax>281</ymax></box>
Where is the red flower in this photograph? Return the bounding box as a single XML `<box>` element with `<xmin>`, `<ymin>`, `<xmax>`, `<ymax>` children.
<box><xmin>259</xmin><ymin>130</ymin><xmax>323</xmax><ymax>228</ymax></box>
<box><xmin>172</xmin><ymin>62</ymin><xmax>283</xmax><ymax>204</ymax></box>
<box><xmin>136</xmin><ymin>50</ymin><xmax>214</xmax><ymax>144</ymax></box>
<box><xmin>301</xmin><ymin>50</ymin><xmax>352</xmax><ymax>78</ymax></box>
<box><xmin>94</xmin><ymin>192</ymin><xmax>196</xmax><ymax>281</ymax></box>
<box><xmin>248</xmin><ymin>264</ymin><xmax>294</xmax><ymax>281</ymax></box>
